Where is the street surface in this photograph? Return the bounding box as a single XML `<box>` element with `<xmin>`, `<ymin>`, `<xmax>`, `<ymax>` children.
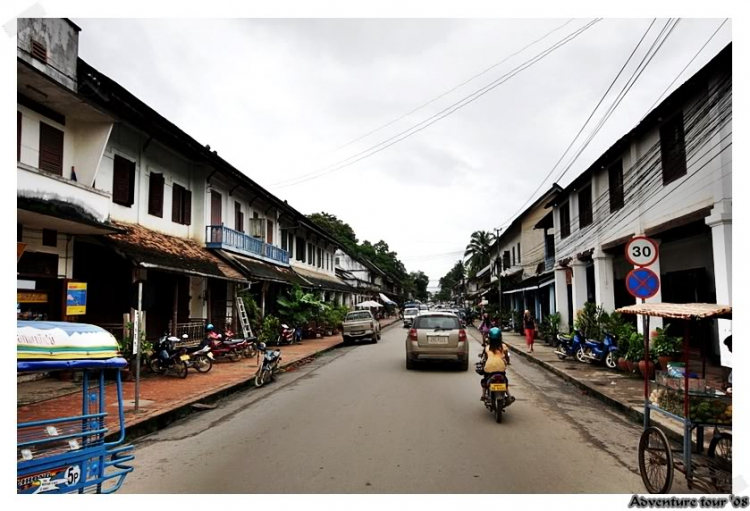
<box><xmin>121</xmin><ymin>325</ymin><xmax>687</xmax><ymax>493</ymax></box>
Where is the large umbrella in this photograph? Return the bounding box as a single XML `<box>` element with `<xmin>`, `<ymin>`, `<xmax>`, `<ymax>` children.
<box><xmin>356</xmin><ymin>300</ymin><xmax>383</xmax><ymax>308</ymax></box>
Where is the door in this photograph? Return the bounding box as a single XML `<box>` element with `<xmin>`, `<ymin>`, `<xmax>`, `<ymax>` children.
<box><xmin>210</xmin><ymin>191</ymin><xmax>222</xmax><ymax>242</ymax></box>
<box><xmin>266</xmin><ymin>219</ymin><xmax>274</xmax><ymax>245</ymax></box>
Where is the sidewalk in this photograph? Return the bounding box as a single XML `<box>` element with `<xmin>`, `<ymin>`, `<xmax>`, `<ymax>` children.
<box><xmin>466</xmin><ymin>328</ymin><xmax>724</xmax><ymax>445</ymax></box>
<box><xmin>17</xmin><ymin>318</ymin><xmax>399</xmax><ymax>441</ymax></box>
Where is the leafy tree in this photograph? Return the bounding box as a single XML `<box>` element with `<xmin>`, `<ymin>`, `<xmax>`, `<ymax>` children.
<box><xmin>277</xmin><ymin>284</ymin><xmax>325</xmax><ymax>326</ymax></box>
<box><xmin>464</xmin><ymin>230</ymin><xmax>495</xmax><ymax>274</ymax></box>
<box><xmin>410</xmin><ymin>271</ymin><xmax>430</xmax><ymax>302</ymax></box>
<box><xmin>436</xmin><ymin>260</ymin><xmax>465</xmax><ymax>301</ymax></box>
<box><xmin>307</xmin><ymin>212</ymin><xmax>358</xmax><ymax>252</ymax></box>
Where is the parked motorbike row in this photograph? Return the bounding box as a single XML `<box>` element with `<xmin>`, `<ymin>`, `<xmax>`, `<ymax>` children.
<box><xmin>555</xmin><ymin>330</ymin><xmax>618</xmax><ymax>369</ymax></box>
<box><xmin>147</xmin><ymin>324</ymin><xmax>293</xmax><ymax>385</ymax></box>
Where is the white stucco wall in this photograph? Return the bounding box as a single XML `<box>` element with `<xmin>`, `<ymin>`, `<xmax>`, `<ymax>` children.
<box><xmin>19</xmin><ymin>227</ymin><xmax>74</xmax><ymax>279</ymax></box>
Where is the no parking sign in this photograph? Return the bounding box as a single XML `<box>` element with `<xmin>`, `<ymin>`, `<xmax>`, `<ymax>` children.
<box><xmin>625</xmin><ymin>235</ymin><xmax>660</xmax><ymax>300</ymax></box>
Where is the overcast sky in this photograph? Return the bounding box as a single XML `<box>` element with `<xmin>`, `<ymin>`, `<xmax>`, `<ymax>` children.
<box><xmin>73</xmin><ymin>18</ymin><xmax>731</xmax><ymax>291</ymax></box>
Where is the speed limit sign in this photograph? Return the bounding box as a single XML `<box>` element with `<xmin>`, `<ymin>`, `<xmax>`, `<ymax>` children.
<box><xmin>625</xmin><ymin>236</ymin><xmax>659</xmax><ymax>267</ymax></box>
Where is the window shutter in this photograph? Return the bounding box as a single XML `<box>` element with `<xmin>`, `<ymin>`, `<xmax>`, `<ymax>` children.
<box><xmin>266</xmin><ymin>220</ymin><xmax>274</xmax><ymax>244</ymax></box>
<box><xmin>183</xmin><ymin>189</ymin><xmax>192</xmax><ymax>225</ymax></box>
<box><xmin>172</xmin><ymin>184</ymin><xmax>182</xmax><ymax>223</ymax></box>
<box><xmin>235</xmin><ymin>202</ymin><xmax>243</xmax><ymax>232</ymax></box>
<box><xmin>609</xmin><ymin>160</ymin><xmax>624</xmax><ymax>213</ymax></box>
<box><xmin>112</xmin><ymin>156</ymin><xmax>135</xmax><ymax>206</ymax></box>
<box><xmin>578</xmin><ymin>185</ymin><xmax>593</xmax><ymax>228</ymax></box>
<box><xmin>660</xmin><ymin>113</ymin><xmax>687</xmax><ymax>185</ymax></box>
<box><xmin>39</xmin><ymin>122</ymin><xmax>63</xmax><ymax>175</ymax></box>
<box><xmin>560</xmin><ymin>203</ymin><xmax>571</xmax><ymax>239</ymax></box>
<box><xmin>148</xmin><ymin>173</ymin><xmax>164</xmax><ymax>217</ymax></box>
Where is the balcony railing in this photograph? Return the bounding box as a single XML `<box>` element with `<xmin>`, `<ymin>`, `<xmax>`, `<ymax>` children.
<box><xmin>205</xmin><ymin>225</ymin><xmax>290</xmax><ymax>265</ymax></box>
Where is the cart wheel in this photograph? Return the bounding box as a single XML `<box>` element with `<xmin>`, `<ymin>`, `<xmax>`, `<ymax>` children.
<box><xmin>638</xmin><ymin>427</ymin><xmax>674</xmax><ymax>494</ymax></box>
<box><xmin>708</xmin><ymin>432</ymin><xmax>732</xmax><ymax>491</ymax></box>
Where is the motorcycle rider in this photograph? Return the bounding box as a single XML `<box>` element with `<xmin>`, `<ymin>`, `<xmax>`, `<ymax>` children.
<box><xmin>480</xmin><ymin>327</ymin><xmax>515</xmax><ymax>406</ymax></box>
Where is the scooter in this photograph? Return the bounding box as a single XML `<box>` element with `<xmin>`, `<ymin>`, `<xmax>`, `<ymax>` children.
<box><xmin>555</xmin><ymin>330</ymin><xmax>586</xmax><ymax>363</ymax></box>
<box><xmin>223</xmin><ymin>328</ymin><xmax>258</xmax><ymax>359</ymax></box>
<box><xmin>178</xmin><ymin>334</ymin><xmax>214</xmax><ymax>373</ymax></box>
<box><xmin>275</xmin><ymin>324</ymin><xmax>297</xmax><ymax>346</ymax></box>
<box><xmin>149</xmin><ymin>333</ymin><xmax>189</xmax><ymax>378</ymax></box>
<box><xmin>254</xmin><ymin>342</ymin><xmax>282</xmax><ymax>388</ymax></box>
<box><xmin>476</xmin><ymin>353</ymin><xmax>511</xmax><ymax>424</ymax></box>
<box><xmin>579</xmin><ymin>332</ymin><xmax>619</xmax><ymax>369</ymax></box>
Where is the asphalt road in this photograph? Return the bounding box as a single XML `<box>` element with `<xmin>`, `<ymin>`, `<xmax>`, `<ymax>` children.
<box><xmin>121</xmin><ymin>324</ymin><xmax>683</xmax><ymax>493</ymax></box>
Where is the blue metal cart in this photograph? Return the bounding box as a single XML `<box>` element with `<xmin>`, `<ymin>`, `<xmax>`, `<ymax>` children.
<box><xmin>17</xmin><ymin>321</ymin><xmax>134</xmax><ymax>494</ymax></box>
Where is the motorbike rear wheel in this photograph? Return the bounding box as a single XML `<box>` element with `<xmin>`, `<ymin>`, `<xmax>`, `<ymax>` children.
<box><xmin>254</xmin><ymin>369</ymin><xmax>266</xmax><ymax>388</ymax></box>
<box><xmin>244</xmin><ymin>344</ymin><xmax>257</xmax><ymax>359</ymax></box>
<box><xmin>494</xmin><ymin>396</ymin><xmax>503</xmax><ymax>424</ymax></box>
<box><xmin>228</xmin><ymin>350</ymin><xmax>241</xmax><ymax>362</ymax></box>
<box><xmin>175</xmin><ymin>361</ymin><xmax>188</xmax><ymax>379</ymax></box>
<box><xmin>195</xmin><ymin>356</ymin><xmax>213</xmax><ymax>373</ymax></box>
<box><xmin>575</xmin><ymin>347</ymin><xmax>587</xmax><ymax>364</ymax></box>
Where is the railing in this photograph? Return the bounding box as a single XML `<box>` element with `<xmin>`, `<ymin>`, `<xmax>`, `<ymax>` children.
<box><xmin>205</xmin><ymin>225</ymin><xmax>289</xmax><ymax>265</ymax></box>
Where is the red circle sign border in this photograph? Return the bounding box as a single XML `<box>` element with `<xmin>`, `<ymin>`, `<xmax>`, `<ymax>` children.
<box><xmin>625</xmin><ymin>268</ymin><xmax>660</xmax><ymax>299</ymax></box>
<box><xmin>625</xmin><ymin>235</ymin><xmax>659</xmax><ymax>267</ymax></box>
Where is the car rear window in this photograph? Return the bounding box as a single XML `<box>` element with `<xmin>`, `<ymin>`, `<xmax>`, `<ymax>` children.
<box><xmin>404</xmin><ymin>309</ymin><xmax>419</xmax><ymax>316</ymax></box>
<box><xmin>346</xmin><ymin>312</ymin><xmax>371</xmax><ymax>321</ymax></box>
<box><xmin>414</xmin><ymin>316</ymin><xmax>460</xmax><ymax>330</ymax></box>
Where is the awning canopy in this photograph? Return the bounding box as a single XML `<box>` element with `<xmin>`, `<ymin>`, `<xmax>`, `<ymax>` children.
<box><xmin>292</xmin><ymin>265</ymin><xmax>355</xmax><ymax>293</ymax></box>
<box><xmin>217</xmin><ymin>250</ymin><xmax>308</xmax><ymax>286</ymax></box>
<box><xmin>17</xmin><ymin>196</ymin><xmax>122</xmax><ymax>235</ymax></box>
<box><xmin>617</xmin><ymin>303</ymin><xmax>732</xmax><ymax>320</ymax></box>
<box><xmin>379</xmin><ymin>293</ymin><xmax>397</xmax><ymax>305</ymax></box>
<box><xmin>104</xmin><ymin>222</ymin><xmax>245</xmax><ymax>282</ymax></box>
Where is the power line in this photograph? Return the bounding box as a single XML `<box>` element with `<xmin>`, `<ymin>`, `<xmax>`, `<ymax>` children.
<box><xmin>322</xmin><ymin>19</ymin><xmax>575</xmax><ymax>156</ymax></box>
<box><xmin>490</xmin><ymin>18</ymin><xmax>658</xmax><ymax>232</ymax></box>
<box><xmin>645</xmin><ymin>18</ymin><xmax>729</xmax><ymax>114</ymax></box>
<box><xmin>270</xmin><ymin>19</ymin><xmax>603</xmax><ymax>190</ymax></box>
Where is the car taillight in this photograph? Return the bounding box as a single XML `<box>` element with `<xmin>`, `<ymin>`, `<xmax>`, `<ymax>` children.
<box><xmin>409</xmin><ymin>329</ymin><xmax>418</xmax><ymax>341</ymax></box>
<box><xmin>371</xmin><ymin>321</ymin><xmax>374</xmax><ymax>329</ymax></box>
<box><xmin>458</xmin><ymin>329</ymin><xmax>467</xmax><ymax>341</ymax></box>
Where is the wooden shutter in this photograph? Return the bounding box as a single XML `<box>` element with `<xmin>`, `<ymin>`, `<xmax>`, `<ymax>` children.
<box><xmin>266</xmin><ymin>220</ymin><xmax>274</xmax><ymax>244</ymax></box>
<box><xmin>183</xmin><ymin>189</ymin><xmax>192</xmax><ymax>225</ymax></box>
<box><xmin>578</xmin><ymin>185</ymin><xmax>593</xmax><ymax>228</ymax></box>
<box><xmin>172</xmin><ymin>184</ymin><xmax>183</xmax><ymax>223</ymax></box>
<box><xmin>112</xmin><ymin>155</ymin><xmax>135</xmax><ymax>206</ymax></box>
<box><xmin>148</xmin><ymin>173</ymin><xmax>164</xmax><ymax>217</ymax></box>
<box><xmin>211</xmin><ymin>191</ymin><xmax>222</xmax><ymax>225</ymax></box>
<box><xmin>609</xmin><ymin>160</ymin><xmax>624</xmax><ymax>212</ymax></box>
<box><xmin>39</xmin><ymin>122</ymin><xmax>64</xmax><ymax>175</ymax></box>
<box><xmin>235</xmin><ymin>202</ymin><xmax>243</xmax><ymax>232</ymax></box>
<box><xmin>560</xmin><ymin>203</ymin><xmax>571</xmax><ymax>239</ymax></box>
<box><xmin>660</xmin><ymin>113</ymin><xmax>687</xmax><ymax>185</ymax></box>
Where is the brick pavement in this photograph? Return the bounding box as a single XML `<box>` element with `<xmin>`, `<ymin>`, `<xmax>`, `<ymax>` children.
<box><xmin>17</xmin><ymin>318</ymin><xmax>398</xmax><ymax>440</ymax></box>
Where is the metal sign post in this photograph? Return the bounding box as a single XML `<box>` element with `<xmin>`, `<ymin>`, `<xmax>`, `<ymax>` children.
<box><xmin>134</xmin><ymin>281</ymin><xmax>143</xmax><ymax>413</ymax></box>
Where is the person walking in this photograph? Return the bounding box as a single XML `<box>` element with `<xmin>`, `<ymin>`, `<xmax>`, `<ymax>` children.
<box><xmin>479</xmin><ymin>313</ymin><xmax>492</xmax><ymax>344</ymax></box>
<box><xmin>523</xmin><ymin>310</ymin><xmax>536</xmax><ymax>353</ymax></box>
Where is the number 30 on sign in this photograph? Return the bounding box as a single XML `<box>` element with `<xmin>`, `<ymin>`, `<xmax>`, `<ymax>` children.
<box><xmin>625</xmin><ymin>236</ymin><xmax>659</xmax><ymax>267</ymax></box>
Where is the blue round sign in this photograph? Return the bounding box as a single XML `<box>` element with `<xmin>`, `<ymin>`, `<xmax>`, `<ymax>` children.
<box><xmin>626</xmin><ymin>268</ymin><xmax>660</xmax><ymax>299</ymax></box>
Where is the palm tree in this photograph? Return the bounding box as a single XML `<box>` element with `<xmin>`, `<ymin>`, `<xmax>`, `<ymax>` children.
<box><xmin>464</xmin><ymin>230</ymin><xmax>495</xmax><ymax>273</ymax></box>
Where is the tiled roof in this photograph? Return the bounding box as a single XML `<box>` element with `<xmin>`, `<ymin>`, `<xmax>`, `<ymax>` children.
<box><xmin>105</xmin><ymin>222</ymin><xmax>245</xmax><ymax>281</ymax></box>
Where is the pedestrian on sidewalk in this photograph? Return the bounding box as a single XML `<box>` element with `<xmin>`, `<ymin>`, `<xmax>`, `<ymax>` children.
<box><xmin>479</xmin><ymin>313</ymin><xmax>491</xmax><ymax>343</ymax></box>
<box><xmin>523</xmin><ymin>310</ymin><xmax>536</xmax><ymax>353</ymax></box>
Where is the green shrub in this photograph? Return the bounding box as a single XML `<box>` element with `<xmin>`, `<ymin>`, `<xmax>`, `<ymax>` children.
<box><xmin>259</xmin><ymin>315</ymin><xmax>281</xmax><ymax>345</ymax></box>
<box><xmin>651</xmin><ymin>324</ymin><xmax>683</xmax><ymax>357</ymax></box>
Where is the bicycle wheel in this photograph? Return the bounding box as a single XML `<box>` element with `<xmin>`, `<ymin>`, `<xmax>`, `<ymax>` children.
<box><xmin>638</xmin><ymin>427</ymin><xmax>674</xmax><ymax>494</ymax></box>
<box><xmin>708</xmin><ymin>432</ymin><xmax>732</xmax><ymax>491</ymax></box>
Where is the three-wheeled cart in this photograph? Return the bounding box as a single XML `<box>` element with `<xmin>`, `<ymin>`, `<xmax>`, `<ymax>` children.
<box><xmin>17</xmin><ymin>321</ymin><xmax>134</xmax><ymax>494</ymax></box>
<box><xmin>617</xmin><ymin>303</ymin><xmax>732</xmax><ymax>494</ymax></box>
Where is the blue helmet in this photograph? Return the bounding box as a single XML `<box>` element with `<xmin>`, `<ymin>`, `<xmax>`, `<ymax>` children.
<box><xmin>488</xmin><ymin>327</ymin><xmax>502</xmax><ymax>340</ymax></box>
<box><xmin>206</xmin><ymin>323</ymin><xmax>215</xmax><ymax>331</ymax></box>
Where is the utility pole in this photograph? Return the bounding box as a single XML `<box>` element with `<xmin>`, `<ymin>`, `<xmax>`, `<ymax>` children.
<box><xmin>494</xmin><ymin>228</ymin><xmax>502</xmax><ymax>316</ymax></box>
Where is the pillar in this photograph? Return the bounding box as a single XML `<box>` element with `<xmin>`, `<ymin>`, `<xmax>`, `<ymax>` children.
<box><xmin>570</xmin><ymin>259</ymin><xmax>589</xmax><ymax>321</ymax></box>
<box><xmin>706</xmin><ymin>203</ymin><xmax>732</xmax><ymax>367</ymax></box>
<box><xmin>593</xmin><ymin>248</ymin><xmax>616</xmax><ymax>312</ymax></box>
<box><xmin>554</xmin><ymin>267</ymin><xmax>570</xmax><ymax>332</ymax></box>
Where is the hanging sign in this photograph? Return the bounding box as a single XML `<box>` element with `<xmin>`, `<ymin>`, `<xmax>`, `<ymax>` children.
<box><xmin>625</xmin><ymin>236</ymin><xmax>659</xmax><ymax>267</ymax></box>
<box><xmin>17</xmin><ymin>291</ymin><xmax>48</xmax><ymax>303</ymax></box>
<box><xmin>66</xmin><ymin>282</ymin><xmax>87</xmax><ymax>315</ymax></box>
<box><xmin>626</xmin><ymin>268</ymin><xmax>660</xmax><ymax>300</ymax></box>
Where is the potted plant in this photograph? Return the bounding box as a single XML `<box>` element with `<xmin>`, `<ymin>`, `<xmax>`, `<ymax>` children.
<box><xmin>538</xmin><ymin>313</ymin><xmax>561</xmax><ymax>346</ymax></box>
<box><xmin>651</xmin><ymin>324</ymin><xmax>683</xmax><ymax>370</ymax></box>
<box><xmin>625</xmin><ymin>332</ymin><xmax>644</xmax><ymax>374</ymax></box>
<box><xmin>117</xmin><ymin>323</ymin><xmax>151</xmax><ymax>381</ymax></box>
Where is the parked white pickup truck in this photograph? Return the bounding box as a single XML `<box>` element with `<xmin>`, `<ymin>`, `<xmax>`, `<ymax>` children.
<box><xmin>342</xmin><ymin>310</ymin><xmax>381</xmax><ymax>345</ymax></box>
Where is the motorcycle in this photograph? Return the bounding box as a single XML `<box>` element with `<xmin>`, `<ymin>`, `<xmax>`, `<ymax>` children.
<box><xmin>223</xmin><ymin>327</ymin><xmax>258</xmax><ymax>359</ymax></box>
<box><xmin>254</xmin><ymin>342</ymin><xmax>282</xmax><ymax>388</ymax></box>
<box><xmin>178</xmin><ymin>334</ymin><xmax>214</xmax><ymax>373</ymax></box>
<box><xmin>207</xmin><ymin>333</ymin><xmax>244</xmax><ymax>362</ymax></box>
<box><xmin>476</xmin><ymin>353</ymin><xmax>511</xmax><ymax>424</ymax></box>
<box><xmin>149</xmin><ymin>333</ymin><xmax>189</xmax><ymax>378</ymax></box>
<box><xmin>275</xmin><ymin>324</ymin><xmax>297</xmax><ymax>346</ymax></box>
<box><xmin>579</xmin><ymin>332</ymin><xmax>619</xmax><ymax>369</ymax></box>
<box><xmin>555</xmin><ymin>330</ymin><xmax>587</xmax><ymax>363</ymax></box>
